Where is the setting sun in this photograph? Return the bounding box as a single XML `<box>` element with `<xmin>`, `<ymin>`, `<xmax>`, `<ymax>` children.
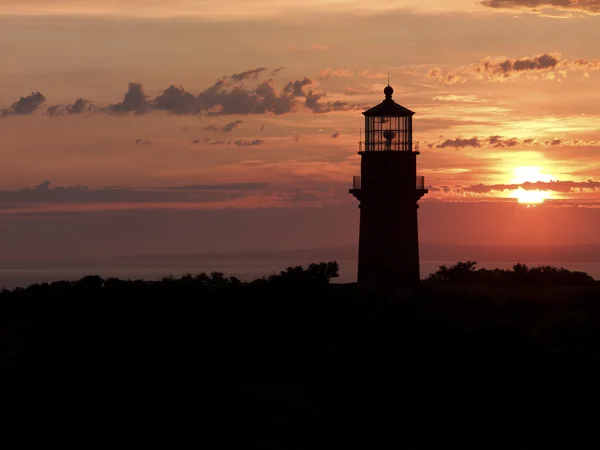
<box><xmin>509</xmin><ymin>166</ymin><xmax>554</xmax><ymax>204</ymax></box>
<box><xmin>511</xmin><ymin>188</ymin><xmax>549</xmax><ymax>204</ymax></box>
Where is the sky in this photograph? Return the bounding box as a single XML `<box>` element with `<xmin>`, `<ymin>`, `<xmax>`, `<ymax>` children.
<box><xmin>1</xmin><ymin>0</ymin><xmax>600</xmax><ymax>260</ymax></box>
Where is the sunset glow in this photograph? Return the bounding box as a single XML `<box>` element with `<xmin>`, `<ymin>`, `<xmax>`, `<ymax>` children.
<box><xmin>511</xmin><ymin>188</ymin><xmax>551</xmax><ymax>204</ymax></box>
<box><xmin>1</xmin><ymin>0</ymin><xmax>600</xmax><ymax>258</ymax></box>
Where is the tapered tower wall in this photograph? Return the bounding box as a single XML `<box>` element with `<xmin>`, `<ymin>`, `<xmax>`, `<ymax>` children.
<box><xmin>357</xmin><ymin>151</ymin><xmax>420</xmax><ymax>287</ymax></box>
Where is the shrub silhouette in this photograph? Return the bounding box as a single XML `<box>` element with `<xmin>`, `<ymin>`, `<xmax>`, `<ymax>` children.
<box><xmin>426</xmin><ymin>261</ymin><xmax>478</xmax><ymax>283</ymax></box>
<box><xmin>426</xmin><ymin>261</ymin><xmax>596</xmax><ymax>286</ymax></box>
<box><xmin>265</xmin><ymin>261</ymin><xmax>340</xmax><ymax>285</ymax></box>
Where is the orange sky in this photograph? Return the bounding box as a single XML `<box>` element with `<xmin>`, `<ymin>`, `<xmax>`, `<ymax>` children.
<box><xmin>1</xmin><ymin>1</ymin><xmax>600</xmax><ymax>257</ymax></box>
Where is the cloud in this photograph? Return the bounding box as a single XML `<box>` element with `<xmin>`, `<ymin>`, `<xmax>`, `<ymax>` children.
<box><xmin>344</xmin><ymin>87</ymin><xmax>361</xmax><ymax>95</ymax></box>
<box><xmin>3</xmin><ymin>68</ymin><xmax>365</xmax><ymax>118</ymax></box>
<box><xmin>271</xmin><ymin>67</ymin><xmax>285</xmax><ymax>76</ymax></box>
<box><xmin>435</xmin><ymin>137</ymin><xmax>482</xmax><ymax>148</ymax></box>
<box><xmin>230</xmin><ymin>67</ymin><xmax>267</xmax><ymax>81</ymax></box>
<box><xmin>432</xmin><ymin>94</ymin><xmax>486</xmax><ymax>103</ymax></box>
<box><xmin>135</xmin><ymin>138</ymin><xmax>151</xmax><ymax>145</ymax></box>
<box><xmin>304</xmin><ymin>91</ymin><xmax>364</xmax><ymax>114</ymax></box>
<box><xmin>283</xmin><ymin>77</ymin><xmax>313</xmax><ymax>97</ymax></box>
<box><xmin>0</xmin><ymin>181</ymin><xmax>271</xmax><ymax>211</ymax></box>
<box><xmin>480</xmin><ymin>0</ymin><xmax>600</xmax><ymax>15</ymax></box>
<box><xmin>154</xmin><ymin>85</ymin><xmax>200</xmax><ymax>115</ymax></box>
<box><xmin>46</xmin><ymin>98</ymin><xmax>95</xmax><ymax>117</ymax></box>
<box><xmin>428</xmin><ymin>135</ymin><xmax>600</xmax><ymax>149</ymax></box>
<box><xmin>319</xmin><ymin>68</ymin><xmax>354</xmax><ymax>80</ymax></box>
<box><xmin>0</xmin><ymin>181</ymin><xmax>278</xmax><ymax>211</ymax></box>
<box><xmin>165</xmin><ymin>183</ymin><xmax>269</xmax><ymax>191</ymax></box>
<box><xmin>199</xmin><ymin>138</ymin><xmax>265</xmax><ymax>146</ymax></box>
<box><xmin>203</xmin><ymin>120</ymin><xmax>244</xmax><ymax>133</ymax></box>
<box><xmin>465</xmin><ymin>53</ymin><xmax>560</xmax><ymax>81</ymax></box>
<box><xmin>109</xmin><ymin>83</ymin><xmax>150</xmax><ymax>114</ymax></box>
<box><xmin>331</xmin><ymin>132</ymin><xmax>341</xmax><ymax>138</ymax></box>
<box><xmin>463</xmin><ymin>179</ymin><xmax>600</xmax><ymax>194</ymax></box>
<box><xmin>426</xmin><ymin>68</ymin><xmax>465</xmax><ymax>85</ymax></box>
<box><xmin>358</xmin><ymin>70</ymin><xmax>388</xmax><ymax>80</ymax></box>
<box><xmin>234</xmin><ymin>139</ymin><xmax>265</xmax><ymax>147</ymax></box>
<box><xmin>1</xmin><ymin>92</ymin><xmax>46</xmax><ymax>116</ymax></box>
<box><xmin>427</xmin><ymin>53</ymin><xmax>600</xmax><ymax>84</ymax></box>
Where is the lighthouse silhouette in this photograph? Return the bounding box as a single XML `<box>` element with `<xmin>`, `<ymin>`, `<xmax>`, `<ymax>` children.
<box><xmin>350</xmin><ymin>85</ymin><xmax>428</xmax><ymax>287</ymax></box>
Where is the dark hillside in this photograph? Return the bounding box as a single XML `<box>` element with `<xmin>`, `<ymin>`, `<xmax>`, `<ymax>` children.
<box><xmin>1</xmin><ymin>265</ymin><xmax>600</xmax><ymax>449</ymax></box>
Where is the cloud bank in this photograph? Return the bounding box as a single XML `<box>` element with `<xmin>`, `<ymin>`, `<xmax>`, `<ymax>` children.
<box><xmin>2</xmin><ymin>67</ymin><xmax>364</xmax><ymax>118</ymax></box>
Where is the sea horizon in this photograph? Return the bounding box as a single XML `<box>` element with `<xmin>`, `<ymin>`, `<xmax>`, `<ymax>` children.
<box><xmin>2</xmin><ymin>259</ymin><xmax>600</xmax><ymax>290</ymax></box>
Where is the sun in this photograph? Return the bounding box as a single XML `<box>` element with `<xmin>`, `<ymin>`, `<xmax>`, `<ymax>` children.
<box><xmin>508</xmin><ymin>166</ymin><xmax>554</xmax><ymax>204</ymax></box>
<box><xmin>511</xmin><ymin>187</ymin><xmax>548</xmax><ymax>204</ymax></box>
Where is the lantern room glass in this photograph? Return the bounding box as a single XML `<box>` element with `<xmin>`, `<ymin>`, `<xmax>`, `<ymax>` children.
<box><xmin>364</xmin><ymin>115</ymin><xmax>412</xmax><ymax>152</ymax></box>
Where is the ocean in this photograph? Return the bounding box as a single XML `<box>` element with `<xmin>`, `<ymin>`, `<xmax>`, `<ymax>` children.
<box><xmin>1</xmin><ymin>260</ymin><xmax>600</xmax><ymax>289</ymax></box>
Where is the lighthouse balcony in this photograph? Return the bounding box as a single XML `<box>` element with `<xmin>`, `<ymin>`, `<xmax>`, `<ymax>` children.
<box><xmin>349</xmin><ymin>176</ymin><xmax>429</xmax><ymax>201</ymax></box>
<box><xmin>358</xmin><ymin>141</ymin><xmax>420</xmax><ymax>154</ymax></box>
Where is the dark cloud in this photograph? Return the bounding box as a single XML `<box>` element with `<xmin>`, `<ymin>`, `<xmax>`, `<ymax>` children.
<box><xmin>429</xmin><ymin>135</ymin><xmax>600</xmax><ymax>149</ymax></box>
<box><xmin>271</xmin><ymin>67</ymin><xmax>285</xmax><ymax>76</ymax></box>
<box><xmin>230</xmin><ymin>67</ymin><xmax>267</xmax><ymax>81</ymax></box>
<box><xmin>234</xmin><ymin>139</ymin><xmax>265</xmax><ymax>147</ymax></box>
<box><xmin>436</xmin><ymin>137</ymin><xmax>482</xmax><ymax>149</ymax></box>
<box><xmin>191</xmin><ymin>139</ymin><xmax>200</xmax><ymax>145</ymax></box>
<box><xmin>304</xmin><ymin>91</ymin><xmax>363</xmax><ymax>114</ymax></box>
<box><xmin>203</xmin><ymin>120</ymin><xmax>243</xmax><ymax>133</ymax></box>
<box><xmin>466</xmin><ymin>53</ymin><xmax>559</xmax><ymax>80</ymax></box>
<box><xmin>109</xmin><ymin>83</ymin><xmax>149</xmax><ymax>114</ymax></box>
<box><xmin>1</xmin><ymin>92</ymin><xmax>46</xmax><ymax>116</ymax></box>
<box><xmin>332</xmin><ymin>132</ymin><xmax>341</xmax><ymax>138</ymax></box>
<box><xmin>135</xmin><ymin>139</ymin><xmax>151</xmax><ymax>145</ymax></box>
<box><xmin>154</xmin><ymin>85</ymin><xmax>199</xmax><ymax>115</ymax></box>
<box><xmin>46</xmin><ymin>99</ymin><xmax>95</xmax><ymax>117</ymax></box>
<box><xmin>204</xmin><ymin>138</ymin><xmax>230</xmax><ymax>145</ymax></box>
<box><xmin>488</xmin><ymin>135</ymin><xmax>519</xmax><ymax>147</ymax></box>
<box><xmin>463</xmin><ymin>180</ymin><xmax>600</xmax><ymax>194</ymax></box>
<box><xmin>480</xmin><ymin>0</ymin><xmax>600</xmax><ymax>14</ymax></box>
<box><xmin>283</xmin><ymin>77</ymin><xmax>313</xmax><ymax>97</ymax></box>
<box><xmin>4</xmin><ymin>67</ymin><xmax>365</xmax><ymax>118</ymax></box>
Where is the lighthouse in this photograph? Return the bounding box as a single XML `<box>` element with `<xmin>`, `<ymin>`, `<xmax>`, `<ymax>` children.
<box><xmin>349</xmin><ymin>85</ymin><xmax>428</xmax><ymax>287</ymax></box>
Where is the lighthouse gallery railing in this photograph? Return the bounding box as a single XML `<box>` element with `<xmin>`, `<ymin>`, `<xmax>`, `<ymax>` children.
<box><xmin>351</xmin><ymin>176</ymin><xmax>425</xmax><ymax>190</ymax></box>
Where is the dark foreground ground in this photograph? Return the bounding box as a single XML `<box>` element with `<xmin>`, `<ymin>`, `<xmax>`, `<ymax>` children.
<box><xmin>2</xmin><ymin>273</ymin><xmax>600</xmax><ymax>449</ymax></box>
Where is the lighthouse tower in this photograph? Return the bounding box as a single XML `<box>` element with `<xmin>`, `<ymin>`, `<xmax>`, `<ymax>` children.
<box><xmin>349</xmin><ymin>86</ymin><xmax>428</xmax><ymax>287</ymax></box>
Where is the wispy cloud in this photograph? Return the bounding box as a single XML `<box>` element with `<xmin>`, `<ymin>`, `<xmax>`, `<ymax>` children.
<box><xmin>432</xmin><ymin>94</ymin><xmax>487</xmax><ymax>103</ymax></box>
<box><xmin>481</xmin><ymin>0</ymin><xmax>600</xmax><ymax>15</ymax></box>
<box><xmin>426</xmin><ymin>53</ymin><xmax>600</xmax><ymax>84</ymax></box>
<box><xmin>320</xmin><ymin>68</ymin><xmax>354</xmax><ymax>80</ymax></box>
<box><xmin>428</xmin><ymin>135</ymin><xmax>600</xmax><ymax>149</ymax></box>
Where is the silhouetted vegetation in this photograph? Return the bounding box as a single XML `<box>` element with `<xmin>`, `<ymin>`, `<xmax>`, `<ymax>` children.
<box><xmin>1</xmin><ymin>261</ymin><xmax>600</xmax><ymax>448</ymax></box>
<box><xmin>426</xmin><ymin>260</ymin><xmax>596</xmax><ymax>286</ymax></box>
